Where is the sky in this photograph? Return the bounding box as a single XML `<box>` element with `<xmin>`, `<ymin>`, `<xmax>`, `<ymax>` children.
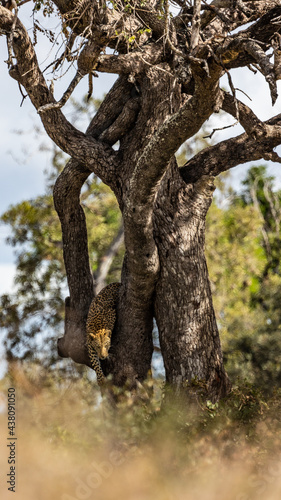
<box><xmin>0</xmin><ymin>4</ymin><xmax>117</xmax><ymax>296</ymax></box>
<box><xmin>1</xmin><ymin>4</ymin><xmax>281</xmax><ymax>299</ymax></box>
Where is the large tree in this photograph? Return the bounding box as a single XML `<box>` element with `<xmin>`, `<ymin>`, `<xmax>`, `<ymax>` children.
<box><xmin>2</xmin><ymin>0</ymin><xmax>281</xmax><ymax>401</ymax></box>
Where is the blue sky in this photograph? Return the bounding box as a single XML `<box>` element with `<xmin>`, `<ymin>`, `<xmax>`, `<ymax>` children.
<box><xmin>1</xmin><ymin>6</ymin><xmax>281</xmax><ymax>297</ymax></box>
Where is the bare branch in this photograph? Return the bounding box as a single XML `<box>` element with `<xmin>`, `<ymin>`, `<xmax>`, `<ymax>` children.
<box><xmin>163</xmin><ymin>0</ymin><xmax>183</xmax><ymax>56</ymax></box>
<box><xmin>221</xmin><ymin>92</ymin><xmax>268</xmax><ymax>138</ymax></box>
<box><xmin>203</xmin><ymin>120</ymin><xmax>238</xmax><ymax>139</ymax></box>
<box><xmin>190</xmin><ymin>0</ymin><xmax>202</xmax><ymax>50</ymax></box>
<box><xmin>38</xmin><ymin>69</ymin><xmax>87</xmax><ymax>113</ymax></box>
<box><xmin>96</xmin><ymin>43</ymin><xmax>163</xmax><ymax>74</ymax></box>
<box><xmin>272</xmin><ymin>32</ymin><xmax>281</xmax><ymax>79</ymax></box>
<box><xmin>4</xmin><ymin>0</ymin><xmax>17</xmax><ymax>68</ymax></box>
<box><xmin>0</xmin><ymin>7</ymin><xmax>119</xmax><ymax>186</ymax></box>
<box><xmin>244</xmin><ymin>39</ymin><xmax>278</xmax><ymax>104</ymax></box>
<box><xmin>93</xmin><ymin>225</ymin><xmax>124</xmax><ymax>294</ymax></box>
<box><xmin>181</xmin><ymin>114</ymin><xmax>281</xmax><ymax>184</ymax></box>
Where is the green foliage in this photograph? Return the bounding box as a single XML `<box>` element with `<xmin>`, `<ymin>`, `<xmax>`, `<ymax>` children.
<box><xmin>0</xmin><ymin>191</ymin><xmax>65</xmax><ymax>364</ymax></box>
<box><xmin>206</xmin><ymin>165</ymin><xmax>281</xmax><ymax>390</ymax></box>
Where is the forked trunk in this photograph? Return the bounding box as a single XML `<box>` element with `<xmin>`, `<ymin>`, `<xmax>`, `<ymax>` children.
<box><xmin>54</xmin><ymin>155</ymin><xmax>230</xmax><ymax>401</ymax></box>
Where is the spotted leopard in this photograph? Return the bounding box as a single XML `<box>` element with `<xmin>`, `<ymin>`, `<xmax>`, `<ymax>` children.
<box><xmin>86</xmin><ymin>282</ymin><xmax>121</xmax><ymax>385</ymax></box>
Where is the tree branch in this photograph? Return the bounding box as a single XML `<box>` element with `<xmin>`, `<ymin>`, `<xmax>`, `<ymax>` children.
<box><xmin>190</xmin><ymin>0</ymin><xmax>202</xmax><ymax>50</ymax></box>
<box><xmin>134</xmin><ymin>1</ymin><xmax>166</xmax><ymax>41</ymax></box>
<box><xmin>4</xmin><ymin>0</ymin><xmax>17</xmax><ymax>68</ymax></box>
<box><xmin>96</xmin><ymin>43</ymin><xmax>163</xmax><ymax>75</ymax></box>
<box><xmin>132</xmin><ymin>63</ymin><xmax>223</xmax><ymax>206</ymax></box>
<box><xmin>93</xmin><ymin>224</ymin><xmax>124</xmax><ymax>294</ymax></box>
<box><xmin>54</xmin><ymin>159</ymin><xmax>94</xmax><ymax>367</ymax></box>
<box><xmin>99</xmin><ymin>97</ymin><xmax>140</xmax><ymax>145</ymax></box>
<box><xmin>244</xmin><ymin>39</ymin><xmax>277</xmax><ymax>105</ymax></box>
<box><xmin>86</xmin><ymin>75</ymin><xmax>134</xmax><ymax>139</ymax></box>
<box><xmin>217</xmin><ymin>5</ymin><xmax>281</xmax><ymax>70</ymax></box>
<box><xmin>37</xmin><ymin>68</ymin><xmax>87</xmax><ymax>113</ymax></box>
<box><xmin>180</xmin><ymin>114</ymin><xmax>281</xmax><ymax>184</ymax></box>
<box><xmin>221</xmin><ymin>92</ymin><xmax>268</xmax><ymax>138</ymax></box>
<box><xmin>0</xmin><ymin>7</ymin><xmax>119</xmax><ymax>187</ymax></box>
<box><xmin>202</xmin><ymin>1</ymin><xmax>281</xmax><ymax>40</ymax></box>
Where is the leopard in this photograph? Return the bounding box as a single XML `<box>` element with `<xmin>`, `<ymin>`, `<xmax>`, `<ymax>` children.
<box><xmin>86</xmin><ymin>282</ymin><xmax>121</xmax><ymax>385</ymax></box>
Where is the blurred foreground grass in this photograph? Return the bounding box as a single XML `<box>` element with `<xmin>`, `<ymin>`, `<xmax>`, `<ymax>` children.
<box><xmin>0</xmin><ymin>364</ymin><xmax>281</xmax><ymax>500</ymax></box>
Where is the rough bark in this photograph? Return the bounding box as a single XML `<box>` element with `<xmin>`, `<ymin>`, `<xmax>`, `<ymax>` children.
<box><xmin>154</xmin><ymin>161</ymin><xmax>231</xmax><ymax>400</ymax></box>
<box><xmin>54</xmin><ymin>159</ymin><xmax>93</xmax><ymax>367</ymax></box>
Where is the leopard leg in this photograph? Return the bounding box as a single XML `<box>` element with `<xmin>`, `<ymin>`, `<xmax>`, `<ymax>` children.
<box><xmin>87</xmin><ymin>338</ymin><xmax>105</xmax><ymax>386</ymax></box>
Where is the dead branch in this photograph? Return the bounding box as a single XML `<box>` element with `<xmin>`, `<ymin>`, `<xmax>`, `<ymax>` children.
<box><xmin>272</xmin><ymin>32</ymin><xmax>281</xmax><ymax>79</ymax></box>
<box><xmin>38</xmin><ymin>69</ymin><xmax>87</xmax><ymax>113</ymax></box>
<box><xmin>181</xmin><ymin>113</ymin><xmax>281</xmax><ymax>184</ymax></box>
<box><xmin>93</xmin><ymin>225</ymin><xmax>124</xmax><ymax>294</ymax></box>
<box><xmin>221</xmin><ymin>92</ymin><xmax>268</xmax><ymax>138</ymax></box>
<box><xmin>244</xmin><ymin>39</ymin><xmax>278</xmax><ymax>105</ymax></box>
<box><xmin>190</xmin><ymin>0</ymin><xmax>202</xmax><ymax>50</ymax></box>
<box><xmin>4</xmin><ymin>0</ymin><xmax>17</xmax><ymax>68</ymax></box>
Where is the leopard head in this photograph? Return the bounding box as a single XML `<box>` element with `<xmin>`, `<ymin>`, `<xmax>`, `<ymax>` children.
<box><xmin>90</xmin><ymin>329</ymin><xmax>111</xmax><ymax>360</ymax></box>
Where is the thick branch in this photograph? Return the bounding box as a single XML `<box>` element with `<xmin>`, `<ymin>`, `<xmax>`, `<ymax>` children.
<box><xmin>99</xmin><ymin>97</ymin><xmax>140</xmax><ymax>145</ymax></box>
<box><xmin>244</xmin><ymin>40</ymin><xmax>277</xmax><ymax>104</ymax></box>
<box><xmin>96</xmin><ymin>43</ymin><xmax>163</xmax><ymax>74</ymax></box>
<box><xmin>0</xmin><ymin>7</ymin><xmax>119</xmax><ymax>187</ymax></box>
<box><xmin>181</xmin><ymin>115</ymin><xmax>281</xmax><ymax>183</ymax></box>
<box><xmin>218</xmin><ymin>6</ymin><xmax>281</xmax><ymax>70</ymax></box>
<box><xmin>54</xmin><ymin>159</ymin><xmax>94</xmax><ymax>366</ymax></box>
<box><xmin>86</xmin><ymin>75</ymin><xmax>133</xmax><ymax>138</ymax></box>
<box><xmin>132</xmin><ymin>64</ymin><xmax>222</xmax><ymax>206</ymax></box>
<box><xmin>202</xmin><ymin>1</ymin><xmax>281</xmax><ymax>40</ymax></box>
<box><xmin>53</xmin><ymin>160</ymin><xmax>94</xmax><ymax>310</ymax></box>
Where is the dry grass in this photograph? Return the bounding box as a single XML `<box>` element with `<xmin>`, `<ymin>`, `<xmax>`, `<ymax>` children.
<box><xmin>0</xmin><ymin>365</ymin><xmax>281</xmax><ymax>500</ymax></box>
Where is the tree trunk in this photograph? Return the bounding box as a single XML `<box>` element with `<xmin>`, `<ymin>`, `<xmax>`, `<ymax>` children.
<box><xmin>52</xmin><ymin>73</ymin><xmax>230</xmax><ymax>401</ymax></box>
<box><xmin>54</xmin><ymin>159</ymin><xmax>94</xmax><ymax>367</ymax></box>
<box><xmin>108</xmin><ymin>255</ymin><xmax>154</xmax><ymax>386</ymax></box>
<box><xmin>154</xmin><ymin>160</ymin><xmax>231</xmax><ymax>401</ymax></box>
